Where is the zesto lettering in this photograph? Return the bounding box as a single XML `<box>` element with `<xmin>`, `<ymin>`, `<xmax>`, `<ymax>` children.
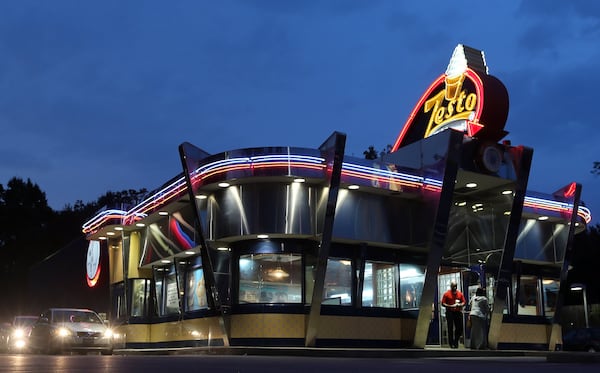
<box><xmin>423</xmin><ymin>88</ymin><xmax>477</xmax><ymax>137</ymax></box>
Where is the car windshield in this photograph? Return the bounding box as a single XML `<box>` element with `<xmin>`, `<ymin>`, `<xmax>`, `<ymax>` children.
<box><xmin>53</xmin><ymin>310</ymin><xmax>103</xmax><ymax>324</ymax></box>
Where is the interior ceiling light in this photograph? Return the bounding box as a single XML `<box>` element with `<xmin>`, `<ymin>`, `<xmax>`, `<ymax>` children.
<box><xmin>184</xmin><ymin>251</ymin><xmax>195</xmax><ymax>255</ymax></box>
<box><xmin>267</xmin><ymin>256</ymin><xmax>289</xmax><ymax>279</ymax></box>
<box><xmin>267</xmin><ymin>267</ymin><xmax>289</xmax><ymax>279</ymax></box>
<box><xmin>457</xmin><ymin>201</ymin><xmax>467</xmax><ymax>206</ymax></box>
<box><xmin>158</xmin><ymin>211</ymin><xmax>169</xmax><ymax>216</ymax></box>
<box><xmin>257</xmin><ymin>234</ymin><xmax>269</xmax><ymax>239</ymax></box>
<box><xmin>114</xmin><ymin>227</ymin><xmax>124</xmax><ymax>231</ymax></box>
<box><xmin>106</xmin><ymin>232</ymin><xmax>115</xmax><ymax>236</ymax></box>
<box><xmin>160</xmin><ymin>259</ymin><xmax>170</xmax><ymax>264</ymax></box>
<box><xmin>218</xmin><ymin>182</ymin><xmax>230</xmax><ymax>188</ymax></box>
<box><xmin>196</xmin><ymin>194</ymin><xmax>208</xmax><ymax>200</ymax></box>
<box><xmin>293</xmin><ymin>178</ymin><xmax>305</xmax><ymax>183</ymax></box>
<box><xmin>502</xmin><ymin>190</ymin><xmax>513</xmax><ymax>195</ymax></box>
<box><xmin>217</xmin><ymin>247</ymin><xmax>230</xmax><ymax>251</ymax></box>
<box><xmin>466</xmin><ymin>182</ymin><xmax>478</xmax><ymax>188</ymax></box>
<box><xmin>348</xmin><ymin>184</ymin><xmax>359</xmax><ymax>190</ymax></box>
<box><xmin>136</xmin><ymin>223</ymin><xmax>146</xmax><ymax>227</ymax></box>
<box><xmin>538</xmin><ymin>216</ymin><xmax>549</xmax><ymax>221</ymax></box>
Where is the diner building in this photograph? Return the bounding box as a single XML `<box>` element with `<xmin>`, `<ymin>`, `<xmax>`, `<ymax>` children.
<box><xmin>82</xmin><ymin>45</ymin><xmax>592</xmax><ymax>351</ymax></box>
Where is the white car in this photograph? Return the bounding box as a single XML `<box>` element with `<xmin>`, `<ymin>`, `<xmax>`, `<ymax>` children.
<box><xmin>29</xmin><ymin>308</ymin><xmax>112</xmax><ymax>355</ymax></box>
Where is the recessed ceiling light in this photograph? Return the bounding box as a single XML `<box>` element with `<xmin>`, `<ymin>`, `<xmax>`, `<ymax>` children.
<box><xmin>502</xmin><ymin>190</ymin><xmax>513</xmax><ymax>195</ymax></box>
<box><xmin>538</xmin><ymin>216</ymin><xmax>549</xmax><ymax>221</ymax></box>
<box><xmin>257</xmin><ymin>234</ymin><xmax>269</xmax><ymax>239</ymax></box>
<box><xmin>504</xmin><ymin>211</ymin><xmax>511</xmax><ymax>215</ymax></box>
<box><xmin>158</xmin><ymin>211</ymin><xmax>169</xmax><ymax>216</ymax></box>
<box><xmin>160</xmin><ymin>259</ymin><xmax>171</xmax><ymax>264</ymax></box>
<box><xmin>106</xmin><ymin>232</ymin><xmax>115</xmax><ymax>236</ymax></box>
<box><xmin>136</xmin><ymin>223</ymin><xmax>146</xmax><ymax>227</ymax></box>
<box><xmin>218</xmin><ymin>182</ymin><xmax>230</xmax><ymax>188</ymax></box>
<box><xmin>196</xmin><ymin>194</ymin><xmax>208</xmax><ymax>200</ymax></box>
<box><xmin>466</xmin><ymin>183</ymin><xmax>477</xmax><ymax>188</ymax></box>
<box><xmin>217</xmin><ymin>247</ymin><xmax>230</xmax><ymax>251</ymax></box>
<box><xmin>114</xmin><ymin>227</ymin><xmax>124</xmax><ymax>231</ymax></box>
<box><xmin>184</xmin><ymin>250</ymin><xmax>195</xmax><ymax>255</ymax></box>
<box><xmin>457</xmin><ymin>201</ymin><xmax>467</xmax><ymax>206</ymax></box>
<box><xmin>293</xmin><ymin>178</ymin><xmax>305</xmax><ymax>183</ymax></box>
<box><xmin>98</xmin><ymin>236</ymin><xmax>107</xmax><ymax>240</ymax></box>
<box><xmin>348</xmin><ymin>185</ymin><xmax>359</xmax><ymax>190</ymax></box>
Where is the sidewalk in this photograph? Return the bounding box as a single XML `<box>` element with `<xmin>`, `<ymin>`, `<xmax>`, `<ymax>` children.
<box><xmin>114</xmin><ymin>345</ymin><xmax>600</xmax><ymax>363</ymax></box>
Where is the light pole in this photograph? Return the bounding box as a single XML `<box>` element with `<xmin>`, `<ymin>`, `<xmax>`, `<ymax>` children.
<box><xmin>570</xmin><ymin>283</ymin><xmax>589</xmax><ymax>328</ymax></box>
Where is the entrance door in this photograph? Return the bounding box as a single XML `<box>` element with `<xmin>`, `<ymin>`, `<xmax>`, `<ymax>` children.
<box><xmin>438</xmin><ymin>272</ymin><xmax>462</xmax><ymax>347</ymax></box>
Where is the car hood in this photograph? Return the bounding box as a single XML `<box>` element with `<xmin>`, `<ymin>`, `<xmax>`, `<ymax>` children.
<box><xmin>55</xmin><ymin>322</ymin><xmax>107</xmax><ymax>333</ymax></box>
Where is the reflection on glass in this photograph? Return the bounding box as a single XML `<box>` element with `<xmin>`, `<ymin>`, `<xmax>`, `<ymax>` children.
<box><xmin>542</xmin><ymin>278</ymin><xmax>558</xmax><ymax>318</ymax></box>
<box><xmin>516</xmin><ymin>275</ymin><xmax>540</xmax><ymax>316</ymax></box>
<box><xmin>400</xmin><ymin>264</ymin><xmax>425</xmax><ymax>310</ymax></box>
<box><xmin>154</xmin><ymin>267</ymin><xmax>181</xmax><ymax>316</ymax></box>
<box><xmin>239</xmin><ymin>253</ymin><xmax>302</xmax><ymax>304</ymax></box>
<box><xmin>323</xmin><ymin>258</ymin><xmax>352</xmax><ymax>305</ymax></box>
<box><xmin>131</xmin><ymin>279</ymin><xmax>150</xmax><ymax>317</ymax></box>
<box><xmin>186</xmin><ymin>268</ymin><xmax>208</xmax><ymax>311</ymax></box>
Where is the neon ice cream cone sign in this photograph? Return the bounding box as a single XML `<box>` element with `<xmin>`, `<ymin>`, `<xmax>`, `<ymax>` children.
<box><xmin>392</xmin><ymin>44</ymin><xmax>509</xmax><ymax>151</ymax></box>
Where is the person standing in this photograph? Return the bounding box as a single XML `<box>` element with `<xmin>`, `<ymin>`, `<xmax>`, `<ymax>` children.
<box><xmin>469</xmin><ymin>287</ymin><xmax>489</xmax><ymax>349</ymax></box>
<box><xmin>441</xmin><ymin>280</ymin><xmax>466</xmax><ymax>348</ymax></box>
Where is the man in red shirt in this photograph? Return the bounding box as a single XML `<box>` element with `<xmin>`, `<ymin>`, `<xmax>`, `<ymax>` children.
<box><xmin>441</xmin><ymin>280</ymin><xmax>466</xmax><ymax>348</ymax></box>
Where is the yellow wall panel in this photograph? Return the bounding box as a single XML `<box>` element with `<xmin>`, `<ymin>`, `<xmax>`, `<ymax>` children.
<box><xmin>316</xmin><ymin>316</ymin><xmax>415</xmax><ymax>341</ymax></box>
<box><xmin>230</xmin><ymin>314</ymin><xmax>305</xmax><ymax>339</ymax></box>
<box><xmin>498</xmin><ymin>323</ymin><xmax>551</xmax><ymax>344</ymax></box>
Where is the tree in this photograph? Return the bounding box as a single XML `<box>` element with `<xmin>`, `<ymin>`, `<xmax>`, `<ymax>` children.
<box><xmin>363</xmin><ymin>145</ymin><xmax>378</xmax><ymax>160</ymax></box>
<box><xmin>0</xmin><ymin>177</ymin><xmax>55</xmax><ymax>318</ymax></box>
<box><xmin>592</xmin><ymin>162</ymin><xmax>600</xmax><ymax>175</ymax></box>
<box><xmin>0</xmin><ymin>175</ymin><xmax>148</xmax><ymax>319</ymax></box>
<box><xmin>363</xmin><ymin>144</ymin><xmax>393</xmax><ymax>160</ymax></box>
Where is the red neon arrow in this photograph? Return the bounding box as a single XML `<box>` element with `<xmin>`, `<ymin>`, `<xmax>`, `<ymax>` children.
<box><xmin>466</xmin><ymin>120</ymin><xmax>484</xmax><ymax>137</ymax></box>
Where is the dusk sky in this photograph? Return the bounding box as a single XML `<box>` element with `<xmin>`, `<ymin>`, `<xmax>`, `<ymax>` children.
<box><xmin>1</xmin><ymin>1</ymin><xmax>599</xmax><ymax>224</ymax></box>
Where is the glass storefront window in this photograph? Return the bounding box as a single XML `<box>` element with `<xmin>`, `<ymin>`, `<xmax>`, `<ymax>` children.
<box><xmin>362</xmin><ymin>261</ymin><xmax>397</xmax><ymax>308</ymax></box>
<box><xmin>186</xmin><ymin>268</ymin><xmax>208</xmax><ymax>311</ymax></box>
<box><xmin>323</xmin><ymin>258</ymin><xmax>353</xmax><ymax>305</ymax></box>
<box><xmin>154</xmin><ymin>267</ymin><xmax>181</xmax><ymax>316</ymax></box>
<box><xmin>111</xmin><ymin>283</ymin><xmax>126</xmax><ymax>321</ymax></box>
<box><xmin>542</xmin><ymin>278</ymin><xmax>559</xmax><ymax>318</ymax></box>
<box><xmin>239</xmin><ymin>253</ymin><xmax>302</xmax><ymax>303</ymax></box>
<box><xmin>399</xmin><ymin>264</ymin><xmax>424</xmax><ymax>310</ymax></box>
<box><xmin>516</xmin><ymin>275</ymin><xmax>540</xmax><ymax>316</ymax></box>
<box><xmin>130</xmin><ymin>279</ymin><xmax>151</xmax><ymax>317</ymax></box>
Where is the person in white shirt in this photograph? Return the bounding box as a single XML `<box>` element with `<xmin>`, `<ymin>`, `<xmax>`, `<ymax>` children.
<box><xmin>469</xmin><ymin>287</ymin><xmax>489</xmax><ymax>349</ymax></box>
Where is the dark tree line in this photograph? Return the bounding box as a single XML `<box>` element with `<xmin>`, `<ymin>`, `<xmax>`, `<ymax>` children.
<box><xmin>0</xmin><ymin>176</ymin><xmax>146</xmax><ymax>320</ymax></box>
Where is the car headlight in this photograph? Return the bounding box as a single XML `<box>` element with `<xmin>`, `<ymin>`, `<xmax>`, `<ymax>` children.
<box><xmin>13</xmin><ymin>328</ymin><xmax>25</xmax><ymax>338</ymax></box>
<box><xmin>104</xmin><ymin>329</ymin><xmax>113</xmax><ymax>338</ymax></box>
<box><xmin>56</xmin><ymin>327</ymin><xmax>72</xmax><ymax>338</ymax></box>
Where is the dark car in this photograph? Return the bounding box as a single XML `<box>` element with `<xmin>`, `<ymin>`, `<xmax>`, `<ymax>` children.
<box><xmin>7</xmin><ymin>316</ymin><xmax>38</xmax><ymax>352</ymax></box>
<box><xmin>562</xmin><ymin>327</ymin><xmax>600</xmax><ymax>352</ymax></box>
<box><xmin>29</xmin><ymin>308</ymin><xmax>112</xmax><ymax>355</ymax></box>
<box><xmin>0</xmin><ymin>322</ymin><xmax>11</xmax><ymax>352</ymax></box>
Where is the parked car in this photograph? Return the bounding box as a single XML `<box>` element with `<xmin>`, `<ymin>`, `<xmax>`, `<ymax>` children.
<box><xmin>29</xmin><ymin>308</ymin><xmax>112</xmax><ymax>355</ymax></box>
<box><xmin>563</xmin><ymin>327</ymin><xmax>600</xmax><ymax>352</ymax></box>
<box><xmin>7</xmin><ymin>316</ymin><xmax>38</xmax><ymax>353</ymax></box>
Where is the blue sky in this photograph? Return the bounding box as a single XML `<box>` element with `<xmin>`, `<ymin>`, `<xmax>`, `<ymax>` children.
<box><xmin>1</xmin><ymin>0</ymin><xmax>599</xmax><ymax>224</ymax></box>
